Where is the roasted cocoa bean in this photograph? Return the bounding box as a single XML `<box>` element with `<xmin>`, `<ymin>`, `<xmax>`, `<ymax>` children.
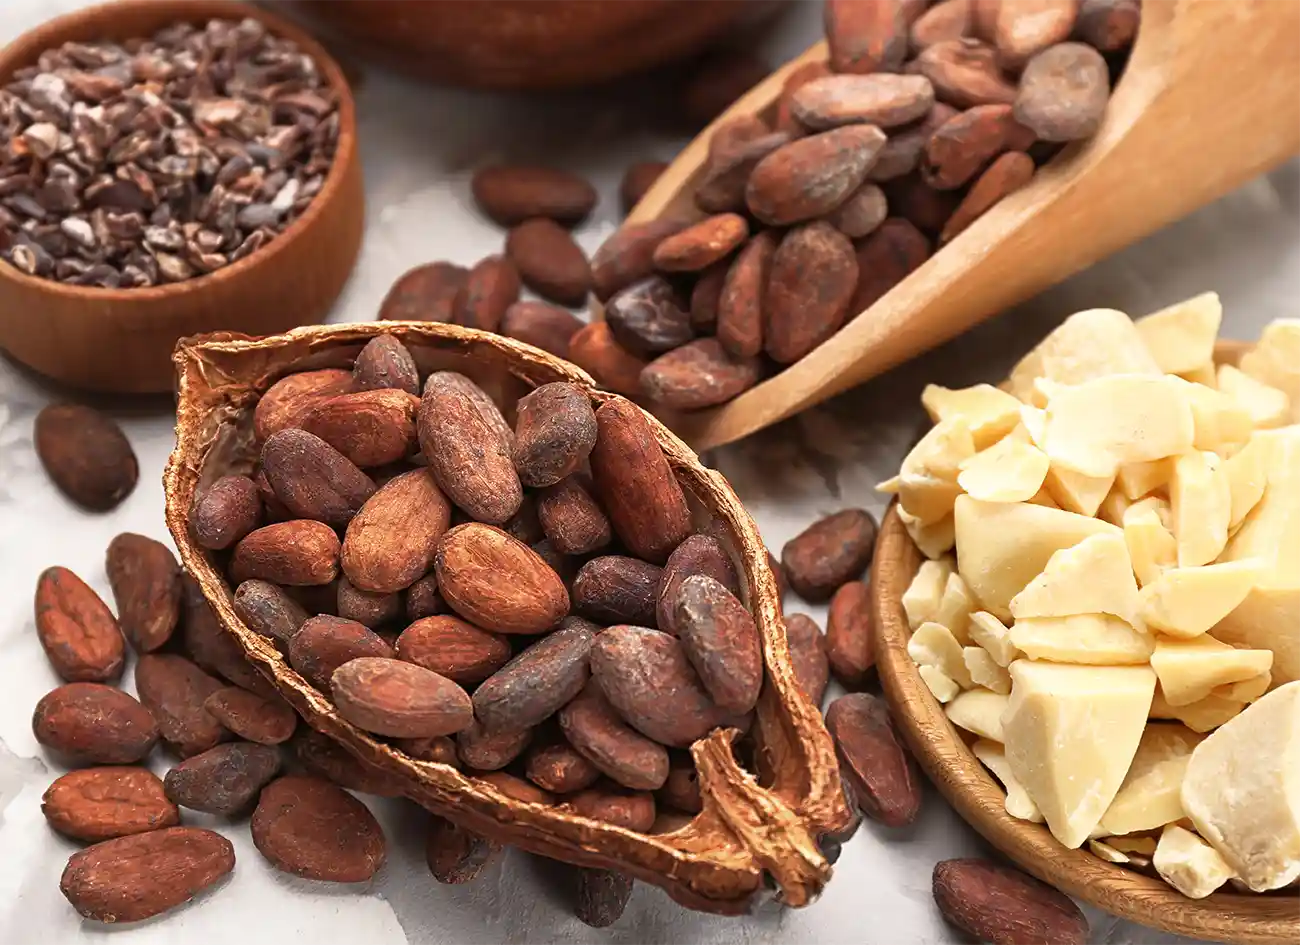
<box><xmin>672</xmin><ymin>575</ymin><xmax>762</xmax><ymax>714</ymax></box>
<box><xmin>288</xmin><ymin>615</ymin><xmax>394</xmax><ymax>690</ymax></box>
<box><xmin>163</xmin><ymin>741</ymin><xmax>282</xmax><ymax>815</ymax></box>
<box><xmin>500</xmin><ymin>301</ymin><xmax>583</xmax><ymax>358</ymax></box>
<box><xmin>656</xmin><ymin>534</ymin><xmax>741</xmax><ymax>635</ymax></box>
<box><xmin>785</xmin><ymin>613</ymin><xmax>830</xmax><ymax>707</ymax></box>
<box><xmin>782</xmin><ymin>508</ymin><xmax>878</xmax><ymax>601</ymax></box>
<box><xmin>35</xmin><ymin>403</ymin><xmax>138</xmax><ymax>511</ymax></box>
<box><xmin>569</xmin><ymin>784</ymin><xmax>656</xmax><ymax>832</ymax></box>
<box><xmin>472</xmin><ymin>623</ymin><xmax>594</xmax><ymax>731</ymax></box>
<box><xmin>826</xmin><ymin>580</ymin><xmax>875</xmax><ymax>687</ymax></box>
<box><xmin>559</xmin><ymin>684</ymin><xmax>669</xmax><ymax>791</ymax></box>
<box><xmin>191</xmin><ymin>475</ymin><xmax>263</xmax><ymax>550</ymax></box>
<box><xmin>105</xmin><ymin>533</ymin><xmax>181</xmax><ymax>653</ymax></box>
<box><xmin>436</xmin><ymin>523</ymin><xmax>570</xmax><ymax>634</ymax></box>
<box><xmin>342</xmin><ymin>468</ymin><xmax>451</xmax><ymax>593</ymax></box>
<box><xmin>512</xmin><ymin>382</ymin><xmax>598</xmax><ymax>488</ymax></box>
<box><xmin>260</xmin><ymin>429</ymin><xmax>376</xmax><ymax>528</ymax></box>
<box><xmin>134</xmin><ymin>654</ymin><xmax>227</xmax><ymax>758</ymax></box>
<box><xmin>573</xmin><ymin>556</ymin><xmax>662</xmax><ymax>626</ymax></box>
<box><xmin>379</xmin><ymin>261</ymin><xmax>468</xmax><ymax>322</ymax></box>
<box><xmin>765</xmin><ymin>222</ymin><xmax>859</xmax><ymax>364</ymax></box>
<box><xmin>640</xmin><ymin>338</ymin><xmax>762</xmax><ymax>410</ymax></box>
<box><xmin>746</xmin><ymin>126</ymin><xmax>887</xmax><ymax>227</ymax></box>
<box><xmin>33</xmin><ymin>683</ymin><xmax>158</xmax><ymax>765</ymax></box>
<box><xmin>454</xmin><ymin>255</ymin><xmax>521</xmax><ymax>333</ymax></box>
<box><xmin>506</xmin><ymin>218</ymin><xmax>592</xmax><ymax>306</ymax></box>
<box><xmin>203</xmin><ymin>687</ymin><xmax>298</xmax><ymax>746</ymax></box>
<box><xmin>471</xmin><ymin>166</ymin><xmax>597</xmax><ymax>227</ymax></box>
<box><xmin>566</xmin><ymin>321</ymin><xmax>650</xmax><ymax>397</ymax></box>
<box><xmin>352</xmin><ymin>334</ymin><xmax>420</xmax><ymax>395</ymax></box>
<box><xmin>234</xmin><ymin>579</ymin><xmax>310</xmax><ymax>649</ymax></box>
<box><xmin>252</xmin><ymin>774</ymin><xmax>386</xmax><ymax>881</ymax></box>
<box><xmin>426</xmin><ymin>814</ymin><xmax>501</xmax><ymax>883</ymax></box>
<box><xmin>35</xmin><ymin>566</ymin><xmax>125</xmax><ymax>683</ymax></box>
<box><xmin>590</xmin><ymin>219</ymin><xmax>687</xmax><ymax>301</ymax></box>
<box><xmin>395</xmin><ymin>615</ymin><xmax>512</xmax><ymax>685</ymax></box>
<box><xmin>300</xmin><ymin>389</ymin><xmax>420</xmax><ymax>469</ymax></box>
<box><xmin>537</xmin><ymin>475</ymin><xmax>612</xmax><ymax>555</ymax></box>
<box><xmin>331</xmin><ymin>656</ymin><xmax>474</xmax><ymax>738</ymax></box>
<box><xmin>525</xmin><ymin>740</ymin><xmax>601</xmax><ymax>794</ymax></box>
<box><xmin>42</xmin><ymin>767</ymin><xmax>179</xmax><ymax>842</ymax></box>
<box><xmin>651</xmin><ymin>214</ymin><xmax>749</xmax><ymax>272</ymax></box>
<box><xmin>254</xmin><ymin>369</ymin><xmax>355</xmax><ymax>441</ymax></box>
<box><xmin>456</xmin><ymin>719</ymin><xmax>532</xmax><ymax>771</ymax></box>
<box><xmin>605</xmin><ymin>276</ymin><xmax>694</xmax><ymax>356</ymax></box>
<box><xmin>826</xmin><ymin>693</ymin><xmax>921</xmax><ymax>827</ymax></box>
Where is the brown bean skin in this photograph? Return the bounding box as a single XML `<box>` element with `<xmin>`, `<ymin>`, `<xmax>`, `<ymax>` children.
<box><xmin>34</xmin><ymin>566</ymin><xmax>125</xmax><ymax>683</ymax></box>
<box><xmin>559</xmin><ymin>685</ymin><xmax>670</xmax><ymax>791</ymax></box>
<box><xmin>353</xmin><ymin>334</ymin><xmax>420</xmax><ymax>395</ymax></box>
<box><xmin>252</xmin><ymin>774</ymin><xmax>387</xmax><ymax>882</ymax></box>
<box><xmin>573</xmin><ymin>556</ymin><xmax>663</xmax><ymax>627</ymax></box>
<box><xmin>163</xmin><ymin>741</ymin><xmax>283</xmax><ymax>816</ymax></box>
<box><xmin>203</xmin><ymin>687</ymin><xmax>298</xmax><ymax>746</ymax></box>
<box><xmin>826</xmin><ymin>580</ymin><xmax>876</xmax><ymax>687</ymax></box>
<box><xmin>826</xmin><ymin>693</ymin><xmax>921</xmax><ymax>827</ymax></box>
<box><xmin>537</xmin><ymin>475</ymin><xmax>612</xmax><ymax>556</ymax></box>
<box><xmin>105</xmin><ymin>533</ymin><xmax>182</xmax><ymax>654</ymax></box>
<box><xmin>42</xmin><ymin>767</ymin><xmax>180</xmax><ymax>841</ymax></box>
<box><xmin>781</xmin><ymin>508</ymin><xmax>878</xmax><ymax>601</ymax></box>
<box><xmin>786</xmin><ymin>613</ymin><xmax>830</xmax><ymax>707</ymax></box>
<box><xmin>656</xmin><ymin>534</ymin><xmax>741</xmax><ymax>635</ymax></box>
<box><xmin>288</xmin><ymin>616</ymin><xmax>394</xmax><ymax>691</ymax></box>
<box><xmin>35</xmin><ymin>403</ymin><xmax>138</xmax><ymax>511</ymax></box>
<box><xmin>191</xmin><ymin>475</ymin><xmax>263</xmax><ymax>550</ymax></box>
<box><xmin>472</xmin><ymin>623</ymin><xmax>595</xmax><ymax>731</ymax></box>
<box><xmin>331</xmin><ymin>657</ymin><xmax>474</xmax><ymax>739</ymax></box>
<box><xmin>134</xmin><ymin>655</ymin><xmax>227</xmax><ymax>758</ymax></box>
<box><xmin>33</xmin><ymin>683</ymin><xmax>159</xmax><ymax>765</ymax></box>
<box><xmin>512</xmin><ymin>382</ymin><xmax>598</xmax><ymax>488</ymax></box>
<box><xmin>396</xmin><ymin>615</ymin><xmax>513</xmax><ymax>685</ymax></box>
<box><xmin>230</xmin><ymin>521</ymin><xmax>341</xmax><ymax>587</ymax></box>
<box><xmin>525</xmin><ymin>740</ymin><xmax>601</xmax><ymax>794</ymax></box>
<box><xmin>259</xmin><ymin>429</ymin><xmax>376</xmax><ymax>529</ymax></box>
<box><xmin>672</xmin><ymin>575</ymin><xmax>763</xmax><ymax>714</ymax></box>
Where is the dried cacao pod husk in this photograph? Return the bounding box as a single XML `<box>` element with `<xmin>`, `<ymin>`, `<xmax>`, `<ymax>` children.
<box><xmin>165</xmin><ymin>321</ymin><xmax>849</xmax><ymax>915</ymax></box>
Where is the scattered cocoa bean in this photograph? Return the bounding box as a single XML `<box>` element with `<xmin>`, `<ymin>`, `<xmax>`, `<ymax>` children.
<box><xmin>419</xmin><ymin>372</ymin><xmax>522</xmax><ymax>525</ymax></box>
<box><xmin>34</xmin><ymin>403</ymin><xmax>138</xmax><ymax>511</ymax></box>
<box><xmin>994</xmin><ymin>0</ymin><xmax>1078</xmax><ymax>70</ymax></box>
<box><xmin>352</xmin><ymin>334</ymin><xmax>420</xmax><ymax>395</ymax></box>
<box><xmin>342</xmin><ymin>468</ymin><xmax>451</xmax><ymax>593</ymax></box>
<box><xmin>825</xmin><ymin>0</ymin><xmax>910</xmax><ymax>74</ymax></box>
<box><xmin>673</xmin><ymin>575</ymin><xmax>762</xmax><ymax>714</ymax></box>
<box><xmin>471</xmin><ymin>166</ymin><xmax>597</xmax><ymax>227</ymax></box>
<box><xmin>573</xmin><ymin>555</ymin><xmax>662</xmax><ymax>627</ymax></box>
<box><xmin>1014</xmin><ymin>41</ymin><xmax>1110</xmax><ymax>141</ymax></box>
<box><xmin>566</xmin><ymin>321</ymin><xmax>650</xmax><ymax>397</ymax></box>
<box><xmin>590</xmin><ymin>219</ymin><xmax>687</xmax><ymax>301</ymax></box>
<box><xmin>575</xmin><ymin>868</ymin><xmax>634</xmax><ymax>929</ymax></box>
<box><xmin>765</xmin><ymin>222</ymin><xmax>859</xmax><ymax>364</ymax></box>
<box><xmin>932</xmin><ymin>858</ymin><xmax>1089</xmax><ymax>945</ymax></box>
<box><xmin>252</xmin><ymin>774</ymin><xmax>387</xmax><ymax>882</ymax></box>
<box><xmin>164</xmin><ymin>741</ymin><xmax>282</xmax><ymax>816</ymax></box>
<box><xmin>826</xmin><ymin>693</ymin><xmax>920</xmax><ymax>827</ymax></box>
<box><xmin>782</xmin><ymin>508</ymin><xmax>878</xmax><ymax>601</ymax></box>
<box><xmin>652</xmin><ymin>214</ymin><xmax>749</xmax><ymax>273</ymax></box>
<box><xmin>42</xmin><ymin>767</ymin><xmax>179</xmax><ymax>842</ymax></box>
<box><xmin>914</xmin><ymin>39</ymin><xmax>1018</xmax><ymax>107</ymax></box>
<box><xmin>641</xmin><ymin>338</ymin><xmax>762</xmax><ymax>410</ymax></box>
<box><xmin>35</xmin><ymin>566</ymin><xmax>125</xmax><ymax>683</ymax></box>
<box><xmin>589</xmin><ymin>399</ymin><xmax>692</xmax><ymax>565</ymax></box>
<box><xmin>560</xmin><ymin>684</ymin><xmax>669</xmax><ymax>791</ymax></box>
<box><xmin>33</xmin><ymin>683</ymin><xmax>159</xmax><ymax>765</ymax></box>
<box><xmin>785</xmin><ymin>613</ymin><xmax>830</xmax><ymax>707</ymax></box>
<box><xmin>289</xmin><ymin>615</ymin><xmax>394</xmax><ymax>690</ymax></box>
<box><xmin>525</xmin><ymin>740</ymin><xmax>601</xmax><ymax>794</ymax></box>
<box><xmin>695</xmin><ymin>132</ymin><xmax>791</xmax><ymax>214</ymax></box>
<box><xmin>621</xmin><ymin>161</ymin><xmax>668</xmax><ymax>213</ymax></box>
<box><xmin>506</xmin><ymin>218</ymin><xmax>592</xmax><ymax>306</ymax></box>
<box><xmin>396</xmin><ymin>615</ymin><xmax>512</xmax><ymax>685</ymax></box>
<box><xmin>590</xmin><ymin>626</ymin><xmax>728</xmax><ymax>747</ymax></box>
<box><xmin>570</xmin><ymin>784</ymin><xmax>656</xmax><ymax>832</ymax></box>
<box><xmin>134</xmin><ymin>654</ymin><xmax>227</xmax><ymax>758</ymax></box>
<box><xmin>379</xmin><ymin>261</ymin><xmax>468</xmax><ymax>322</ymax></box>
<box><xmin>254</xmin><ymin>369</ymin><xmax>355</xmax><ymax>441</ymax></box>
<box><xmin>500</xmin><ymin>301</ymin><xmax>584</xmax><ymax>358</ymax></box>
<box><xmin>453</xmin><ymin>255</ymin><xmax>521</xmax><ymax>333</ymax></box>
<box><xmin>537</xmin><ymin>475</ymin><xmax>612</xmax><ymax>555</ymax></box>
<box><xmin>472</xmin><ymin>622</ymin><xmax>594</xmax><ymax>731</ymax></box>
<box><xmin>191</xmin><ymin>475</ymin><xmax>263</xmax><ymax>550</ymax></box>
<box><xmin>850</xmin><ymin>217</ymin><xmax>931</xmax><ymax>313</ymax></box>
<box><xmin>939</xmin><ymin>150</ymin><xmax>1035</xmax><ymax>243</ymax></box>
<box><xmin>826</xmin><ymin>580</ymin><xmax>875</xmax><ymax>687</ymax></box>
<box><xmin>604</xmin><ymin>276</ymin><xmax>694</xmax><ymax>356</ymax></box>
<box><xmin>234</xmin><ymin>579</ymin><xmax>310</xmax><ymax>649</ymax></box>
<box><xmin>60</xmin><ymin>826</ymin><xmax>234</xmax><ymax>922</ymax></box>
<box><xmin>746</xmin><ymin>126</ymin><xmax>886</xmax><ymax>226</ymax></box>
<box><xmin>436</xmin><ymin>523</ymin><xmax>569</xmax><ymax>634</ymax></box>
<box><xmin>203</xmin><ymin>687</ymin><xmax>298</xmax><ymax>745</ymax></box>
<box><xmin>456</xmin><ymin>719</ymin><xmax>533</xmax><ymax>771</ymax></box>
<box><xmin>426</xmin><ymin>814</ymin><xmax>501</xmax><ymax>883</ymax></box>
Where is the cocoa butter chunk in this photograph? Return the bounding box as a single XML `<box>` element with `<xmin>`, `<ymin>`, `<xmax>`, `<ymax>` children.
<box><xmin>60</xmin><ymin>827</ymin><xmax>234</xmax><ymax>923</ymax></box>
<box><xmin>590</xmin><ymin>626</ymin><xmax>729</xmax><ymax>747</ymax></box>
<box><xmin>745</xmin><ymin>126</ymin><xmax>887</xmax><ymax>226</ymax></box>
<box><xmin>537</xmin><ymin>475</ymin><xmax>612</xmax><ymax>556</ymax></box>
<box><xmin>33</xmin><ymin>683</ymin><xmax>158</xmax><ymax>765</ymax></box>
<box><xmin>559</xmin><ymin>684</ymin><xmax>670</xmax><ymax>791</ymax></box>
<box><xmin>589</xmin><ymin>400</ymin><xmax>692</xmax><ymax>565</ymax></box>
<box><xmin>288</xmin><ymin>615</ymin><xmax>394</xmax><ymax>691</ymax></box>
<box><xmin>259</xmin><ymin>428</ymin><xmax>376</xmax><ymax>528</ymax></box>
<box><xmin>191</xmin><ymin>474</ymin><xmax>263</xmax><ymax>550</ymax></box>
<box><xmin>105</xmin><ymin>533</ymin><xmax>181</xmax><ymax>653</ymax></box>
<box><xmin>35</xmin><ymin>566</ymin><xmax>126</xmax><ymax>683</ymax></box>
<box><xmin>331</xmin><ymin>657</ymin><xmax>474</xmax><ymax>738</ymax></box>
<box><xmin>435</xmin><ymin>523</ymin><xmax>570</xmax><ymax>634</ymax></box>
<box><xmin>826</xmin><ymin>693</ymin><xmax>921</xmax><ymax>827</ymax></box>
<box><xmin>472</xmin><ymin>623</ymin><xmax>595</xmax><ymax>731</ymax></box>
<box><xmin>785</xmin><ymin>613</ymin><xmax>830</xmax><ymax>708</ymax></box>
<box><xmin>471</xmin><ymin>165</ymin><xmax>597</xmax><ymax>227</ymax></box>
<box><xmin>419</xmin><ymin>372</ymin><xmax>522</xmax><ymax>525</ymax></box>
<box><xmin>572</xmin><ymin>556</ymin><xmax>663</xmax><ymax>627</ymax></box>
<box><xmin>781</xmin><ymin>508</ymin><xmax>878</xmax><ymax>601</ymax></box>
<box><xmin>163</xmin><ymin>741</ymin><xmax>282</xmax><ymax>816</ymax></box>
<box><xmin>134</xmin><ymin>654</ymin><xmax>227</xmax><ymax>758</ymax></box>
<box><xmin>640</xmin><ymin>339</ymin><xmax>763</xmax><ymax>411</ymax></box>
<box><xmin>932</xmin><ymin>858</ymin><xmax>1089</xmax><ymax>945</ymax></box>
<box><xmin>233</xmin><ymin>579</ymin><xmax>310</xmax><ymax>649</ymax></box>
<box><xmin>352</xmin><ymin>334</ymin><xmax>420</xmax><ymax>395</ymax></box>
<box><xmin>34</xmin><ymin>403</ymin><xmax>138</xmax><ymax>511</ymax></box>
<box><xmin>764</xmin><ymin>222</ymin><xmax>860</xmax><ymax>365</ymax></box>
<box><xmin>672</xmin><ymin>575</ymin><xmax>763</xmax><ymax>714</ymax></box>
<box><xmin>341</xmin><ymin>467</ymin><xmax>451</xmax><ymax>593</ymax></box>
<box><xmin>426</xmin><ymin>814</ymin><xmax>501</xmax><ymax>884</ymax></box>
<box><xmin>252</xmin><ymin>774</ymin><xmax>387</xmax><ymax>882</ymax></box>
<box><xmin>656</xmin><ymin>534</ymin><xmax>742</xmax><ymax>634</ymax></box>
<box><xmin>604</xmin><ymin>276</ymin><xmax>694</xmax><ymax>357</ymax></box>
<box><xmin>512</xmin><ymin>383</ymin><xmax>598</xmax><ymax>488</ymax></box>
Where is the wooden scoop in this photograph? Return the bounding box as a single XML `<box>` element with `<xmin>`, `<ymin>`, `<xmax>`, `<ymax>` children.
<box><xmin>612</xmin><ymin>0</ymin><xmax>1300</xmax><ymax>453</ymax></box>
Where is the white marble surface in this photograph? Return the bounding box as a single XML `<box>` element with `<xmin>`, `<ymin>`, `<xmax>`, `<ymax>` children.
<box><xmin>1</xmin><ymin>2</ymin><xmax>1298</xmax><ymax>943</ymax></box>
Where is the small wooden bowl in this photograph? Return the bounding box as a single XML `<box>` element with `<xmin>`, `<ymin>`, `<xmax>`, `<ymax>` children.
<box><xmin>871</xmin><ymin>340</ymin><xmax>1300</xmax><ymax>945</ymax></box>
<box><xmin>0</xmin><ymin>0</ymin><xmax>364</xmax><ymax>394</ymax></box>
<box><xmin>163</xmin><ymin>320</ymin><xmax>852</xmax><ymax>914</ymax></box>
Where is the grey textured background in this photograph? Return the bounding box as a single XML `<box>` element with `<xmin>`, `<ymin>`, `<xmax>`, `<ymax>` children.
<box><xmin>1</xmin><ymin>2</ymin><xmax>1296</xmax><ymax>942</ymax></box>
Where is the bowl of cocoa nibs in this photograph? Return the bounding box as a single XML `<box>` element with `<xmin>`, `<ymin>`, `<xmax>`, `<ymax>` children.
<box><xmin>0</xmin><ymin>0</ymin><xmax>362</xmax><ymax>394</ymax></box>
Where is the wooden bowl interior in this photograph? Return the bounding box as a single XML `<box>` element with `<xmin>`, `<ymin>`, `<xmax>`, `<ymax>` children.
<box><xmin>0</xmin><ymin>0</ymin><xmax>364</xmax><ymax>393</ymax></box>
<box><xmin>165</xmin><ymin>320</ymin><xmax>850</xmax><ymax>914</ymax></box>
<box><xmin>871</xmin><ymin>340</ymin><xmax>1299</xmax><ymax>944</ymax></box>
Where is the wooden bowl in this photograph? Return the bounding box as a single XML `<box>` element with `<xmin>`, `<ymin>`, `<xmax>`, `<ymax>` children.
<box><xmin>0</xmin><ymin>0</ymin><xmax>364</xmax><ymax>394</ymax></box>
<box><xmin>871</xmin><ymin>340</ymin><xmax>1300</xmax><ymax>945</ymax></box>
<box><xmin>163</xmin><ymin>320</ymin><xmax>852</xmax><ymax>914</ymax></box>
<box><xmin>276</xmin><ymin>0</ymin><xmax>776</xmax><ymax>90</ymax></box>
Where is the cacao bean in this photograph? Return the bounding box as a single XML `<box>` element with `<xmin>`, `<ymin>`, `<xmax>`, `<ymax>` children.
<box><xmin>35</xmin><ymin>566</ymin><xmax>125</xmax><ymax>683</ymax></box>
<box><xmin>252</xmin><ymin>774</ymin><xmax>386</xmax><ymax>881</ymax></box>
<box><xmin>34</xmin><ymin>403</ymin><xmax>137</xmax><ymax>511</ymax></box>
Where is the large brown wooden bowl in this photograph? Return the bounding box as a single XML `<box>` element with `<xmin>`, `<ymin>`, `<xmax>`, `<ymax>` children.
<box><xmin>871</xmin><ymin>340</ymin><xmax>1300</xmax><ymax>944</ymax></box>
<box><xmin>276</xmin><ymin>0</ymin><xmax>776</xmax><ymax>89</ymax></box>
<box><xmin>0</xmin><ymin>0</ymin><xmax>364</xmax><ymax>393</ymax></box>
<box><xmin>164</xmin><ymin>320</ymin><xmax>852</xmax><ymax>914</ymax></box>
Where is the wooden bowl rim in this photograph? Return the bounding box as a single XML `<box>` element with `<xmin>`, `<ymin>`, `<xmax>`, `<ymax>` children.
<box><xmin>163</xmin><ymin>319</ymin><xmax>851</xmax><ymax>914</ymax></box>
<box><xmin>871</xmin><ymin>339</ymin><xmax>1300</xmax><ymax>945</ymax></box>
<box><xmin>0</xmin><ymin>0</ymin><xmax>359</xmax><ymax>305</ymax></box>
